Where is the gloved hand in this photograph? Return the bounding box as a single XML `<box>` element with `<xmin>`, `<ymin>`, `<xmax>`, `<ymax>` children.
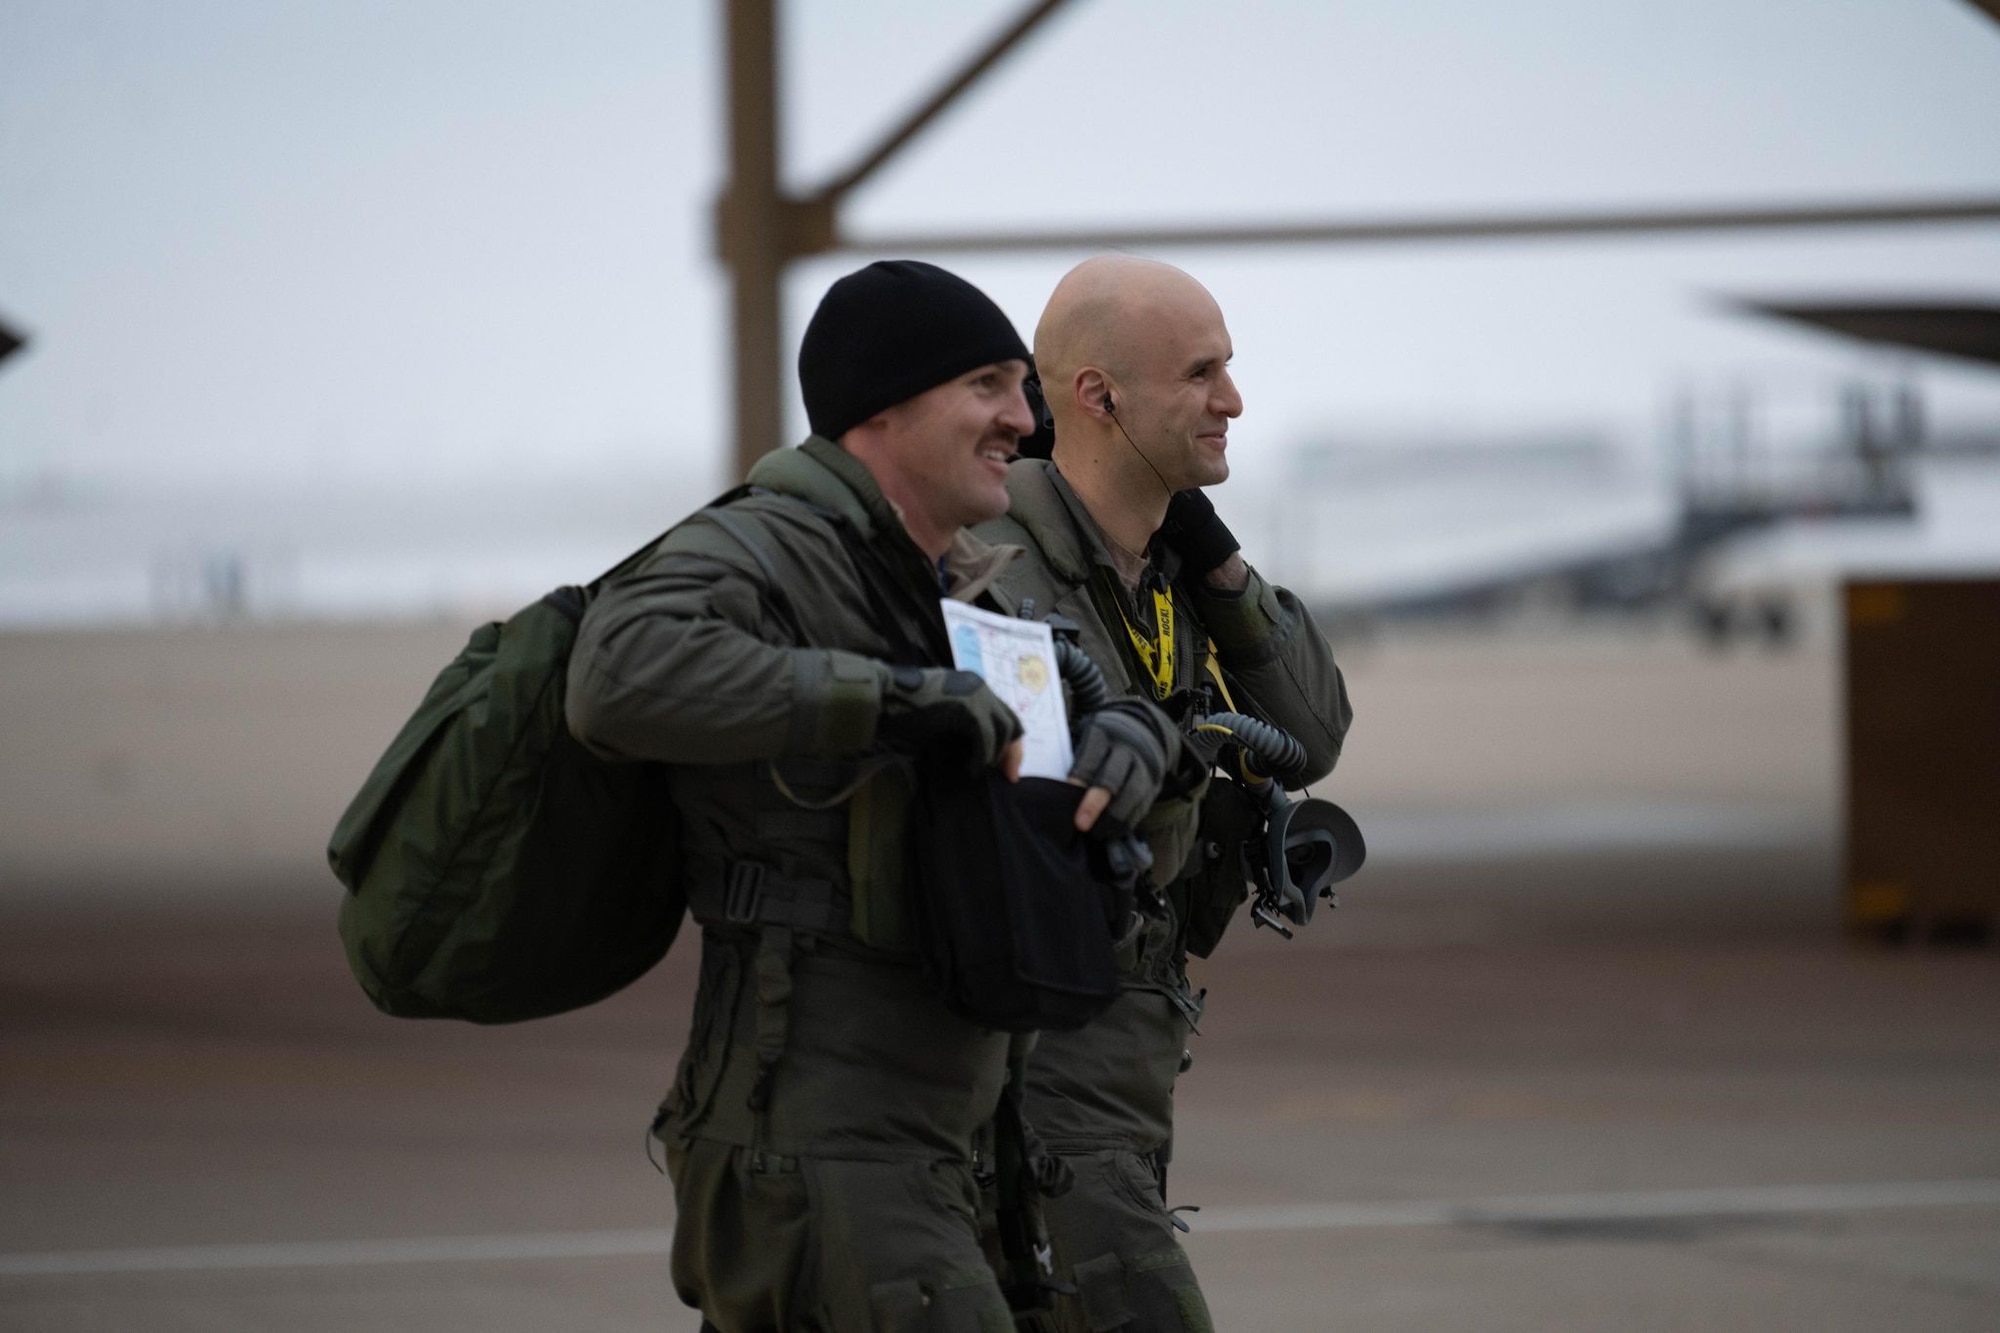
<box><xmin>877</xmin><ymin>665</ymin><xmax>1022</xmax><ymax>775</ymax></box>
<box><xmin>1157</xmin><ymin>488</ymin><xmax>1240</xmax><ymax>581</ymax></box>
<box><xmin>1068</xmin><ymin>698</ymin><xmax>1176</xmax><ymax>832</ymax></box>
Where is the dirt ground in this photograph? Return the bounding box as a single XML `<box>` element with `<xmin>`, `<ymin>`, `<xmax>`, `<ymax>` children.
<box><xmin>5</xmin><ymin>621</ymin><xmax>1996</xmax><ymax>1330</ymax></box>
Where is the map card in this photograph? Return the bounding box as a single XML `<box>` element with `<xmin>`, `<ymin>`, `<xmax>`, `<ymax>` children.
<box><xmin>938</xmin><ymin>599</ymin><xmax>1074</xmax><ymax>782</ymax></box>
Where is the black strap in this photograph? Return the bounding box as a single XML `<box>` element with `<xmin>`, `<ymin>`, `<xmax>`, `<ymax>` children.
<box><xmin>814</xmin><ymin>511</ymin><xmax>953</xmax><ymax>667</ymax></box>
<box><xmin>682</xmin><ymin>853</ymin><xmax>849</xmax><ymax>1118</ymax></box>
<box><xmin>683</xmin><ymin>853</ymin><xmax>849</xmax><ymax>935</ymax></box>
<box><xmin>748</xmin><ymin>925</ymin><xmax>793</xmax><ymax>1113</ymax></box>
<box><xmin>700</xmin><ymin>503</ymin><xmax>810</xmax><ymax>642</ymax></box>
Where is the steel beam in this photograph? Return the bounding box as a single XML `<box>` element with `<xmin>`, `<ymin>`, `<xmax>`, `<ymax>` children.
<box><xmin>807</xmin><ymin>0</ymin><xmax>1074</xmax><ymax>207</ymax></box>
<box><xmin>722</xmin><ymin>0</ymin><xmax>785</xmax><ymax>482</ymax></box>
<box><xmin>832</xmin><ymin>194</ymin><xmax>2000</xmax><ymax>257</ymax></box>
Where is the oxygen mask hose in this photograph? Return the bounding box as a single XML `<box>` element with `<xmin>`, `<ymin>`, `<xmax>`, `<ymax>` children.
<box><xmin>1053</xmin><ymin>638</ymin><xmax>1114</xmax><ymax>716</ymax></box>
<box><xmin>1194</xmin><ymin>712</ymin><xmax>1309</xmax><ymax>789</ymax></box>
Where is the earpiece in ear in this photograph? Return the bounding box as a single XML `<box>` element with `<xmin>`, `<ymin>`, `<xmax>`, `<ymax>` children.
<box><xmin>1101</xmin><ymin>393</ymin><xmax>1115</xmax><ymax>414</ymax></box>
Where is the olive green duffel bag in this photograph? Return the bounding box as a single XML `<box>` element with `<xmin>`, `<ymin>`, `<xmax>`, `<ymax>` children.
<box><xmin>328</xmin><ymin>571</ymin><xmax>685</xmax><ymax>1024</ymax></box>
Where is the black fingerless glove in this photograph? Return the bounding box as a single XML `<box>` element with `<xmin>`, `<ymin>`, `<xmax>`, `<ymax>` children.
<box><xmin>1068</xmin><ymin>698</ymin><xmax>1176</xmax><ymax>831</ymax></box>
<box><xmin>1157</xmin><ymin>488</ymin><xmax>1240</xmax><ymax>580</ymax></box>
<box><xmin>877</xmin><ymin>666</ymin><xmax>1022</xmax><ymax>775</ymax></box>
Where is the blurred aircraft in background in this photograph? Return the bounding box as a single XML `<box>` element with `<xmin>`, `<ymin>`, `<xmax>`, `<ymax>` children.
<box><xmin>1276</xmin><ymin>302</ymin><xmax>2000</xmax><ymax>644</ymax></box>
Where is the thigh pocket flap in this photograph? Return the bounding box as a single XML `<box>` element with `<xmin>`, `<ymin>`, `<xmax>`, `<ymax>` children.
<box><xmin>1073</xmin><ymin>1252</ymin><xmax>1130</xmax><ymax>1332</ymax></box>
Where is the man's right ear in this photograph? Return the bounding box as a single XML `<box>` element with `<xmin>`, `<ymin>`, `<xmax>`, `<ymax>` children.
<box><xmin>1075</xmin><ymin>370</ymin><xmax>1115</xmax><ymax>419</ymax></box>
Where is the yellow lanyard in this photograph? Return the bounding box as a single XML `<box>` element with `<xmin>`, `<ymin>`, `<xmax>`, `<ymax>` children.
<box><xmin>1203</xmin><ymin>654</ymin><xmax>1237</xmax><ymax>712</ymax></box>
<box><xmin>1116</xmin><ymin>585</ymin><xmax>1177</xmax><ymax>701</ymax></box>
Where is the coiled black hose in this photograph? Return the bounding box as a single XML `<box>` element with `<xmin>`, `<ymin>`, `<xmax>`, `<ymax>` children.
<box><xmin>1200</xmin><ymin>711</ymin><xmax>1309</xmax><ymax>785</ymax></box>
<box><xmin>1054</xmin><ymin>639</ymin><xmax>1308</xmax><ymax>785</ymax></box>
<box><xmin>1054</xmin><ymin>638</ymin><xmax>1114</xmax><ymax>716</ymax></box>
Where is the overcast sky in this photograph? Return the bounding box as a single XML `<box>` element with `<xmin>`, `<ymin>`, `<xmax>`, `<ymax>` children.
<box><xmin>3</xmin><ymin>0</ymin><xmax>1998</xmax><ymax>500</ymax></box>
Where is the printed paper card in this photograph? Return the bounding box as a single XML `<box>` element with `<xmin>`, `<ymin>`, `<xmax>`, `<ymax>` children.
<box><xmin>938</xmin><ymin>600</ymin><xmax>1074</xmax><ymax>782</ymax></box>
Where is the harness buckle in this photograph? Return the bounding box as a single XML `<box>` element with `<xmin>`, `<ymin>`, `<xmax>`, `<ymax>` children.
<box><xmin>724</xmin><ymin>861</ymin><xmax>765</xmax><ymax>925</ymax></box>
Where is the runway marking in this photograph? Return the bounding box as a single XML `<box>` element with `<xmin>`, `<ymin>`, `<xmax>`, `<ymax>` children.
<box><xmin>1360</xmin><ymin>802</ymin><xmax>1826</xmax><ymax>860</ymax></box>
<box><xmin>6</xmin><ymin>1179</ymin><xmax>1999</xmax><ymax>1277</ymax></box>
<box><xmin>0</xmin><ymin>1228</ymin><xmax>680</xmax><ymax>1278</ymax></box>
<box><xmin>1190</xmin><ymin>1177</ymin><xmax>2000</xmax><ymax>1234</ymax></box>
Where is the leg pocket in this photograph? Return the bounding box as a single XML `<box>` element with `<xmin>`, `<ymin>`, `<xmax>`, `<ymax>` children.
<box><xmin>1038</xmin><ymin>1151</ymin><xmax>1208</xmax><ymax>1332</ymax></box>
<box><xmin>1072</xmin><ymin>1251</ymin><xmax>1131</xmax><ymax>1332</ymax></box>
<box><xmin>1129</xmin><ymin>1250</ymin><xmax>1212</xmax><ymax>1333</ymax></box>
<box><xmin>868</xmin><ymin>1274</ymin><xmax>1013</xmax><ymax>1333</ymax></box>
<box><xmin>1072</xmin><ymin>1248</ymin><xmax>1211</xmax><ymax>1333</ymax></box>
<box><xmin>808</xmin><ymin>1159</ymin><xmax>1008</xmax><ymax>1332</ymax></box>
<box><xmin>669</xmin><ymin>1141</ymin><xmax>812</xmax><ymax>1330</ymax></box>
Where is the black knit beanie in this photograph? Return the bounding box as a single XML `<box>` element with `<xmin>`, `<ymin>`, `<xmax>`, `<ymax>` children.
<box><xmin>798</xmin><ymin>260</ymin><xmax>1030</xmax><ymax>440</ymax></box>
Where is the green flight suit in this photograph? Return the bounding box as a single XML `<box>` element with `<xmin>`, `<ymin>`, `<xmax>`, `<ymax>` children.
<box><xmin>567</xmin><ymin>437</ymin><xmax>1026</xmax><ymax>1333</ymax></box>
<box><xmin>974</xmin><ymin>461</ymin><xmax>1353</xmax><ymax>1332</ymax></box>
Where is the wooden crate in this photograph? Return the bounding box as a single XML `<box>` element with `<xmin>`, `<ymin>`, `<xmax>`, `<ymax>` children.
<box><xmin>1844</xmin><ymin>578</ymin><xmax>2000</xmax><ymax>942</ymax></box>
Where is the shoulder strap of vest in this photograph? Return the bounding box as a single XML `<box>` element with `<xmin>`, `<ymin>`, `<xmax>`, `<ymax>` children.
<box><xmin>701</xmin><ymin>503</ymin><xmax>780</xmax><ymax>586</ymax></box>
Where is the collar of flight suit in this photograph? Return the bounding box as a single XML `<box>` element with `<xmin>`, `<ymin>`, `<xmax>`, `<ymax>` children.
<box><xmin>997</xmin><ymin>458</ymin><xmax>1188</xmax><ymax>594</ymax></box>
<box><xmin>750</xmin><ymin>435</ymin><xmax>1020</xmax><ymax>603</ymax></box>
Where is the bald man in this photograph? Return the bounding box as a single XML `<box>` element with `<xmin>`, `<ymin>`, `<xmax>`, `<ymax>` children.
<box><xmin>976</xmin><ymin>257</ymin><xmax>1352</xmax><ymax>1331</ymax></box>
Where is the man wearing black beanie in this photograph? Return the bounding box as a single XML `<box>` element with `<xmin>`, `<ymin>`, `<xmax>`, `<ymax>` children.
<box><xmin>565</xmin><ymin>260</ymin><xmax>1184</xmax><ymax>1331</ymax></box>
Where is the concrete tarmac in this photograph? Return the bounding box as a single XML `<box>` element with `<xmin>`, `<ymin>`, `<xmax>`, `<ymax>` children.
<box><xmin>5</xmin><ymin>842</ymin><xmax>1999</xmax><ymax>1332</ymax></box>
<box><xmin>4</xmin><ymin>620</ymin><xmax>1994</xmax><ymax>1328</ymax></box>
